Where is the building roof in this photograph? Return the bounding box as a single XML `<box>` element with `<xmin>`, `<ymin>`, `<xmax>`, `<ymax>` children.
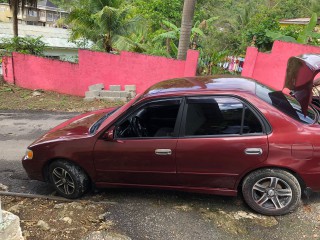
<box><xmin>279</xmin><ymin>17</ymin><xmax>320</xmax><ymax>25</ymax></box>
<box><xmin>37</xmin><ymin>0</ymin><xmax>68</xmax><ymax>13</ymax></box>
<box><xmin>0</xmin><ymin>22</ymin><xmax>77</xmax><ymax>49</ymax></box>
<box><xmin>38</xmin><ymin>0</ymin><xmax>58</xmax><ymax>8</ymax></box>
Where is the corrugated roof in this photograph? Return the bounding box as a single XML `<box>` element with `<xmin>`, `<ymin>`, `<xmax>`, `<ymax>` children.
<box><xmin>38</xmin><ymin>0</ymin><xmax>58</xmax><ymax>9</ymax></box>
<box><xmin>279</xmin><ymin>17</ymin><xmax>320</xmax><ymax>25</ymax></box>
<box><xmin>0</xmin><ymin>22</ymin><xmax>78</xmax><ymax>49</ymax></box>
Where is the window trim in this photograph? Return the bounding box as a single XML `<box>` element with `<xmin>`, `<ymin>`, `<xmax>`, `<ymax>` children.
<box><xmin>113</xmin><ymin>97</ymin><xmax>184</xmax><ymax>140</ymax></box>
<box><xmin>179</xmin><ymin>95</ymin><xmax>270</xmax><ymax>138</ymax></box>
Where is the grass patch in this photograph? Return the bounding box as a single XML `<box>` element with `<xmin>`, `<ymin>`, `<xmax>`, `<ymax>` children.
<box><xmin>0</xmin><ymin>82</ymin><xmax>123</xmax><ymax>112</ymax></box>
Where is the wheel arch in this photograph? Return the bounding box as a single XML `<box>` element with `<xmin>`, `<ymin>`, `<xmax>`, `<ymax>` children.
<box><xmin>42</xmin><ymin>157</ymin><xmax>93</xmax><ymax>184</ymax></box>
<box><xmin>237</xmin><ymin>167</ymin><xmax>306</xmax><ymax>194</ymax></box>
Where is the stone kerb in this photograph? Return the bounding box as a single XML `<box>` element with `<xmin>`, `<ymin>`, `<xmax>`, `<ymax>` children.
<box><xmin>0</xmin><ymin>211</ymin><xmax>24</xmax><ymax>240</ymax></box>
<box><xmin>85</xmin><ymin>84</ymin><xmax>136</xmax><ymax>102</ymax></box>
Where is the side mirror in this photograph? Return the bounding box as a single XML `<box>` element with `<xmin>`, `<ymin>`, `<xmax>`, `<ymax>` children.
<box><xmin>102</xmin><ymin>127</ymin><xmax>115</xmax><ymax>141</ymax></box>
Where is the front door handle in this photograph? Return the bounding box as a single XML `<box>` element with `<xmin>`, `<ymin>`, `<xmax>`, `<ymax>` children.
<box><xmin>245</xmin><ymin>148</ymin><xmax>263</xmax><ymax>155</ymax></box>
<box><xmin>155</xmin><ymin>149</ymin><xmax>172</xmax><ymax>155</ymax></box>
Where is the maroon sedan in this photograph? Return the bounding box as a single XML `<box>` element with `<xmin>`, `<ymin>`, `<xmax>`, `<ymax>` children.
<box><xmin>23</xmin><ymin>54</ymin><xmax>320</xmax><ymax>215</ymax></box>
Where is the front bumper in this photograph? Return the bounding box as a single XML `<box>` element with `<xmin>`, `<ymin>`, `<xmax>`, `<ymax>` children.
<box><xmin>22</xmin><ymin>157</ymin><xmax>46</xmax><ymax>181</ymax></box>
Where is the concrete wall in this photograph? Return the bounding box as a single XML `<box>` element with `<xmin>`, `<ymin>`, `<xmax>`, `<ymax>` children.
<box><xmin>242</xmin><ymin>41</ymin><xmax>320</xmax><ymax>90</ymax></box>
<box><xmin>43</xmin><ymin>48</ymin><xmax>78</xmax><ymax>61</ymax></box>
<box><xmin>2</xmin><ymin>49</ymin><xmax>199</xmax><ymax>96</ymax></box>
<box><xmin>0</xmin><ymin>4</ymin><xmax>11</xmax><ymax>22</ymax></box>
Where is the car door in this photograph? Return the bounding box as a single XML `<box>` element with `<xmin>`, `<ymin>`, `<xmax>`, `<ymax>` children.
<box><xmin>93</xmin><ymin>98</ymin><xmax>183</xmax><ymax>186</ymax></box>
<box><xmin>175</xmin><ymin>96</ymin><xmax>269</xmax><ymax>190</ymax></box>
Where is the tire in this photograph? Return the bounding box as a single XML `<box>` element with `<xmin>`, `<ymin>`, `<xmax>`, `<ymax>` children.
<box><xmin>49</xmin><ymin>160</ymin><xmax>90</xmax><ymax>199</ymax></box>
<box><xmin>242</xmin><ymin>169</ymin><xmax>301</xmax><ymax>215</ymax></box>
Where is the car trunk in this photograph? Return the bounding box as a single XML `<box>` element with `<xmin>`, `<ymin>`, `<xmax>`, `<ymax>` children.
<box><xmin>284</xmin><ymin>54</ymin><xmax>320</xmax><ymax>115</ymax></box>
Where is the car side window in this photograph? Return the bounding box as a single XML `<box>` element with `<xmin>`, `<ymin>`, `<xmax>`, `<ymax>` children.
<box><xmin>184</xmin><ymin>96</ymin><xmax>263</xmax><ymax>136</ymax></box>
<box><xmin>115</xmin><ymin>99</ymin><xmax>181</xmax><ymax>138</ymax></box>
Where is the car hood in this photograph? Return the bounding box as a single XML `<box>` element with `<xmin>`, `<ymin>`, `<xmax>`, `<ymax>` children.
<box><xmin>284</xmin><ymin>54</ymin><xmax>320</xmax><ymax>115</ymax></box>
<box><xmin>30</xmin><ymin>107</ymin><xmax>116</xmax><ymax>146</ymax></box>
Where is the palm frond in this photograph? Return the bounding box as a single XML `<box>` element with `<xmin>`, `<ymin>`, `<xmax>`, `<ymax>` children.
<box><xmin>191</xmin><ymin>28</ymin><xmax>204</xmax><ymax>36</ymax></box>
<box><xmin>162</xmin><ymin>20</ymin><xmax>179</xmax><ymax>31</ymax></box>
<box><xmin>152</xmin><ymin>31</ymin><xmax>179</xmax><ymax>42</ymax></box>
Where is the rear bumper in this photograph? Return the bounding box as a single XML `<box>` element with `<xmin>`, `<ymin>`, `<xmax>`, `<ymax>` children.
<box><xmin>300</xmin><ymin>172</ymin><xmax>320</xmax><ymax>192</ymax></box>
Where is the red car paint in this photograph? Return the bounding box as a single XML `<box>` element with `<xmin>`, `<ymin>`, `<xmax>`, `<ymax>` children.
<box><xmin>22</xmin><ymin>54</ymin><xmax>320</xmax><ymax>199</ymax></box>
<box><xmin>22</xmin><ymin>74</ymin><xmax>320</xmax><ymax>196</ymax></box>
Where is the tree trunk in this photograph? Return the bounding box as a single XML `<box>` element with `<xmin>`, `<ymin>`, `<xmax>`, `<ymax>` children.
<box><xmin>12</xmin><ymin>3</ymin><xmax>18</xmax><ymax>37</ymax></box>
<box><xmin>166</xmin><ymin>38</ymin><xmax>170</xmax><ymax>53</ymax></box>
<box><xmin>177</xmin><ymin>0</ymin><xmax>197</xmax><ymax>60</ymax></box>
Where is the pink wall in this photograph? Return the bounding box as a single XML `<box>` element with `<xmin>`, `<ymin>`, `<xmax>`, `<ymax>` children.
<box><xmin>2</xmin><ymin>50</ymin><xmax>199</xmax><ymax>96</ymax></box>
<box><xmin>242</xmin><ymin>41</ymin><xmax>320</xmax><ymax>90</ymax></box>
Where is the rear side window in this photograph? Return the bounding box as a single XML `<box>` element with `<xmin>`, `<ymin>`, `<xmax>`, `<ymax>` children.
<box><xmin>184</xmin><ymin>96</ymin><xmax>263</xmax><ymax>136</ymax></box>
<box><xmin>256</xmin><ymin>84</ymin><xmax>316</xmax><ymax>124</ymax></box>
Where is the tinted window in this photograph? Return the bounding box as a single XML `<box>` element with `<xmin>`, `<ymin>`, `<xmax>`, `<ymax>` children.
<box><xmin>116</xmin><ymin>99</ymin><xmax>181</xmax><ymax>138</ymax></box>
<box><xmin>243</xmin><ymin>106</ymin><xmax>263</xmax><ymax>134</ymax></box>
<box><xmin>185</xmin><ymin>97</ymin><xmax>263</xmax><ymax>136</ymax></box>
<box><xmin>256</xmin><ymin>83</ymin><xmax>317</xmax><ymax>124</ymax></box>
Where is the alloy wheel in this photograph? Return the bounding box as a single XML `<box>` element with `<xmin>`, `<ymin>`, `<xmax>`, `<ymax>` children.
<box><xmin>52</xmin><ymin>167</ymin><xmax>75</xmax><ymax>195</ymax></box>
<box><xmin>252</xmin><ymin>177</ymin><xmax>293</xmax><ymax>210</ymax></box>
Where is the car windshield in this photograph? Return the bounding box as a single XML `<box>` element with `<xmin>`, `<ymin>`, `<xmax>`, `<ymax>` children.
<box><xmin>89</xmin><ymin>107</ymin><xmax>120</xmax><ymax>134</ymax></box>
<box><xmin>255</xmin><ymin>83</ymin><xmax>317</xmax><ymax>124</ymax></box>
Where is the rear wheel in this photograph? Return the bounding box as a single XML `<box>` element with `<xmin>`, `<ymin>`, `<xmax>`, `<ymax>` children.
<box><xmin>49</xmin><ymin>160</ymin><xmax>90</xmax><ymax>199</ymax></box>
<box><xmin>242</xmin><ymin>169</ymin><xmax>301</xmax><ymax>215</ymax></box>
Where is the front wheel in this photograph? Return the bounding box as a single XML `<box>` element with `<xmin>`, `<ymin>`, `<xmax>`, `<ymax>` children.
<box><xmin>242</xmin><ymin>169</ymin><xmax>301</xmax><ymax>215</ymax></box>
<box><xmin>49</xmin><ymin>160</ymin><xmax>90</xmax><ymax>199</ymax></box>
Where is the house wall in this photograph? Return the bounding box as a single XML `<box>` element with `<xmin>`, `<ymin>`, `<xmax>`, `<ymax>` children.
<box><xmin>242</xmin><ymin>40</ymin><xmax>320</xmax><ymax>90</ymax></box>
<box><xmin>0</xmin><ymin>3</ymin><xmax>67</xmax><ymax>26</ymax></box>
<box><xmin>0</xmin><ymin>4</ymin><xmax>11</xmax><ymax>22</ymax></box>
<box><xmin>2</xmin><ymin>49</ymin><xmax>199</xmax><ymax>96</ymax></box>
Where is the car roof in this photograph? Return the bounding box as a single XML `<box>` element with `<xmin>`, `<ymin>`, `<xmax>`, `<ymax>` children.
<box><xmin>138</xmin><ymin>76</ymin><xmax>258</xmax><ymax>101</ymax></box>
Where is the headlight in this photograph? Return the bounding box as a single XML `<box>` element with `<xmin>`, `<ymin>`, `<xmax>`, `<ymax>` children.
<box><xmin>24</xmin><ymin>149</ymin><xmax>33</xmax><ymax>160</ymax></box>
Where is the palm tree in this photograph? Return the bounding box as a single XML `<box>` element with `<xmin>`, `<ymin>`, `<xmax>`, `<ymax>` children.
<box><xmin>67</xmin><ymin>0</ymin><xmax>142</xmax><ymax>52</ymax></box>
<box><xmin>177</xmin><ymin>0</ymin><xmax>197</xmax><ymax>60</ymax></box>
<box><xmin>153</xmin><ymin>19</ymin><xmax>206</xmax><ymax>57</ymax></box>
<box><xmin>8</xmin><ymin>0</ymin><xmax>38</xmax><ymax>37</ymax></box>
<box><xmin>152</xmin><ymin>20</ymin><xmax>180</xmax><ymax>54</ymax></box>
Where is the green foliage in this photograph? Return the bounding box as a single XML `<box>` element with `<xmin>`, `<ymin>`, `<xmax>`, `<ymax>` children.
<box><xmin>67</xmin><ymin>0</ymin><xmax>143</xmax><ymax>52</ymax></box>
<box><xmin>310</xmin><ymin>0</ymin><xmax>320</xmax><ymax>15</ymax></box>
<box><xmin>0</xmin><ymin>36</ymin><xmax>46</xmax><ymax>55</ymax></box>
<box><xmin>131</xmin><ymin>0</ymin><xmax>183</xmax><ymax>32</ymax></box>
<box><xmin>297</xmin><ymin>13</ymin><xmax>319</xmax><ymax>44</ymax></box>
<box><xmin>50</xmin><ymin>0</ymin><xmax>74</xmax><ymax>10</ymax></box>
<box><xmin>198</xmin><ymin>49</ymin><xmax>229</xmax><ymax>75</ymax></box>
<box><xmin>152</xmin><ymin>18</ymin><xmax>209</xmax><ymax>58</ymax></box>
<box><xmin>152</xmin><ymin>20</ymin><xmax>180</xmax><ymax>42</ymax></box>
<box><xmin>265</xmin><ymin>31</ymin><xmax>297</xmax><ymax>43</ymax></box>
<box><xmin>273</xmin><ymin>0</ymin><xmax>312</xmax><ymax>19</ymax></box>
<box><xmin>266</xmin><ymin>13</ymin><xmax>320</xmax><ymax>46</ymax></box>
<box><xmin>244</xmin><ymin>9</ymin><xmax>280</xmax><ymax>51</ymax></box>
<box><xmin>66</xmin><ymin>0</ymin><xmax>320</xmax><ymax>59</ymax></box>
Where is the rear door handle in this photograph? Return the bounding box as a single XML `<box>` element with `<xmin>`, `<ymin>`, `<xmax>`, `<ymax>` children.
<box><xmin>155</xmin><ymin>149</ymin><xmax>172</xmax><ymax>155</ymax></box>
<box><xmin>245</xmin><ymin>148</ymin><xmax>263</xmax><ymax>155</ymax></box>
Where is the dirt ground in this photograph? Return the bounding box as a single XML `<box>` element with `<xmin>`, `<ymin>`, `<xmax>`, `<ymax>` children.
<box><xmin>1</xmin><ymin>194</ymin><xmax>129</xmax><ymax>240</ymax></box>
<box><xmin>0</xmin><ymin>81</ymin><xmax>122</xmax><ymax>112</ymax></box>
<box><xmin>0</xmin><ymin>82</ymin><xmax>128</xmax><ymax>239</ymax></box>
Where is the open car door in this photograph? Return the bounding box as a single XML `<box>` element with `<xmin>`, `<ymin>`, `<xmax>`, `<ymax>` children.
<box><xmin>284</xmin><ymin>54</ymin><xmax>320</xmax><ymax>115</ymax></box>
